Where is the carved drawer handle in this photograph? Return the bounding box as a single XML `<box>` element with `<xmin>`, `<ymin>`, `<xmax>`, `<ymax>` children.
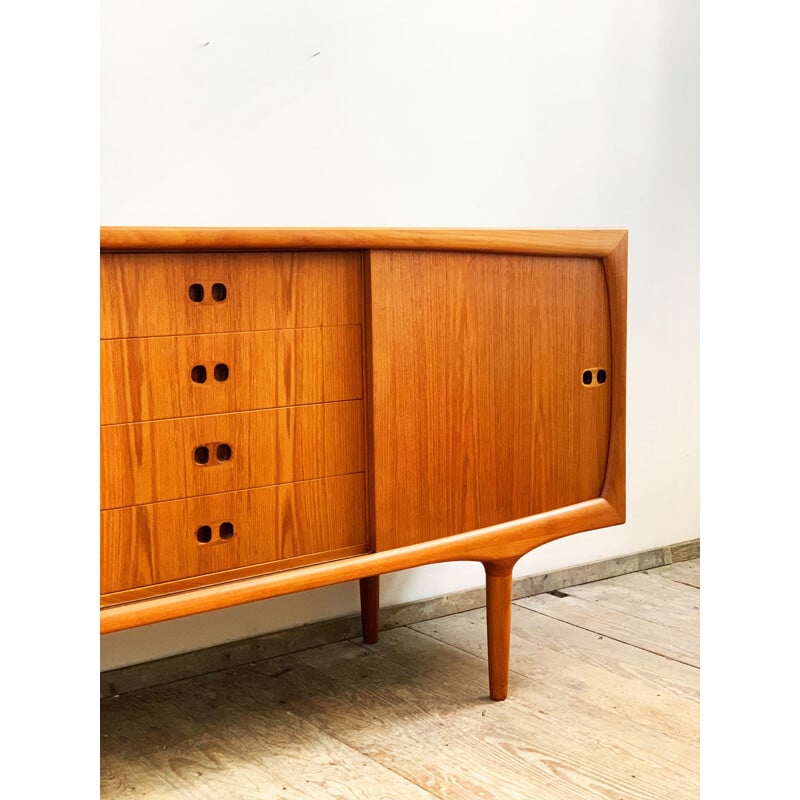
<box><xmin>190</xmin><ymin>363</ymin><xmax>229</xmax><ymax>384</ymax></box>
<box><xmin>196</xmin><ymin>525</ymin><xmax>212</xmax><ymax>543</ymax></box>
<box><xmin>219</xmin><ymin>522</ymin><xmax>234</xmax><ymax>540</ymax></box>
<box><xmin>193</xmin><ymin>445</ymin><xmax>210</xmax><ymax>465</ymax></box>
<box><xmin>195</xmin><ymin>522</ymin><xmax>235</xmax><ymax>544</ymax></box>
<box><xmin>193</xmin><ymin>442</ymin><xmax>233</xmax><ymax>466</ymax></box>
<box><xmin>187</xmin><ymin>282</ymin><xmax>228</xmax><ymax>304</ymax></box>
<box><xmin>211</xmin><ymin>283</ymin><xmax>227</xmax><ymax>301</ymax></box>
<box><xmin>581</xmin><ymin>368</ymin><xmax>608</xmax><ymax>387</ymax></box>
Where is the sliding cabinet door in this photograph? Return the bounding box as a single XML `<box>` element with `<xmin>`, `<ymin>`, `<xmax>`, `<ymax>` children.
<box><xmin>367</xmin><ymin>250</ymin><xmax>612</xmax><ymax>551</ymax></box>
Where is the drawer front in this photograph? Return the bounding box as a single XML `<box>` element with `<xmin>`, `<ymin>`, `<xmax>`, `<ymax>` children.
<box><xmin>101</xmin><ymin>401</ymin><xmax>365</xmax><ymax>509</ymax></box>
<box><xmin>100</xmin><ymin>251</ymin><xmax>363</xmax><ymax>339</ymax></box>
<box><xmin>101</xmin><ymin>473</ymin><xmax>367</xmax><ymax>594</ymax></box>
<box><xmin>100</xmin><ymin>326</ymin><xmax>363</xmax><ymax>424</ymax></box>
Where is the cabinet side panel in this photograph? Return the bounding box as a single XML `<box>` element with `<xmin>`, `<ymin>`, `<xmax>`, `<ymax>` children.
<box><xmin>369</xmin><ymin>250</ymin><xmax>611</xmax><ymax>551</ymax></box>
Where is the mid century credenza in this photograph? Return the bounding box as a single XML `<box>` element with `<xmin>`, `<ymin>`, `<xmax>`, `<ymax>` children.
<box><xmin>100</xmin><ymin>227</ymin><xmax>627</xmax><ymax>700</ymax></box>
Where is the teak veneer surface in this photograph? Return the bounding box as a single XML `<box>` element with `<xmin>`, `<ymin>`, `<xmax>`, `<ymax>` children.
<box><xmin>101</xmin><ymin>473</ymin><xmax>367</xmax><ymax>595</ymax></box>
<box><xmin>100</xmin><ymin>251</ymin><xmax>363</xmax><ymax>339</ymax></box>
<box><xmin>369</xmin><ymin>250</ymin><xmax>611</xmax><ymax>550</ymax></box>
<box><xmin>101</xmin><ymin>400</ymin><xmax>365</xmax><ymax>509</ymax></box>
<box><xmin>99</xmin><ymin>227</ymin><xmax>627</xmax><ymax>702</ymax></box>
<box><xmin>100</xmin><ymin>327</ymin><xmax>363</xmax><ymax>425</ymax></box>
<box><xmin>100</xmin><ymin>227</ymin><xmax>625</xmax><ymax>257</ymax></box>
<box><xmin>100</xmin><ymin>497</ymin><xmax>622</xmax><ymax>630</ymax></box>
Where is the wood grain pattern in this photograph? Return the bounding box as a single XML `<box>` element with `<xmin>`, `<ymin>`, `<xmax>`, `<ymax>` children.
<box><xmin>100</xmin><ymin>545</ymin><xmax>698</xmax><ymax>698</ymax></box>
<box><xmin>646</xmin><ymin>559</ymin><xmax>700</xmax><ymax>588</ymax></box>
<box><xmin>426</xmin><ymin>602</ymin><xmax>700</xmax><ymax>703</ymax></box>
<box><xmin>101</xmin><ymin>543</ymin><xmax>370</xmax><ymax>608</ymax></box>
<box><xmin>669</xmin><ymin>539</ymin><xmax>700</xmax><ymax>563</ymax></box>
<box><xmin>100</xmin><ymin>326</ymin><xmax>363</xmax><ymax>424</ymax></box>
<box><xmin>101</xmin><ymin>562</ymin><xmax>697</xmax><ymax>800</ymax></box>
<box><xmin>101</xmin><ymin>400</ymin><xmax>364</xmax><ymax>509</ymax></box>
<box><xmin>359</xmin><ymin>575</ymin><xmax>380</xmax><ymax>644</ymax></box>
<box><xmin>101</xmin><ymin>473</ymin><xmax>366</xmax><ymax>595</ymax></box>
<box><xmin>484</xmin><ymin>560</ymin><xmax>516</xmax><ymax>701</ymax></box>
<box><xmin>516</xmin><ymin>592</ymin><xmax>700</xmax><ymax>667</ymax></box>
<box><xmin>563</xmin><ymin>570</ymin><xmax>700</xmax><ymax>632</ymax></box>
<box><xmin>102</xmin><ymin>689</ymin><xmax>438</xmax><ymax>800</ymax></box>
<box><xmin>411</xmin><ymin>609</ymin><xmax>700</xmax><ymax>743</ymax></box>
<box><xmin>101</xmin><ymin>227</ymin><xmax>626</xmax><ymax>257</ymax></box>
<box><xmin>100</xmin><ymin>250</ymin><xmax>363</xmax><ymax>339</ymax></box>
<box><xmin>368</xmin><ymin>250</ymin><xmax>612</xmax><ymax>550</ymax></box>
<box><xmin>599</xmin><ymin>234</ymin><xmax>627</xmax><ymax>514</ymax></box>
<box><xmin>261</xmin><ymin>631</ymin><xmax>697</xmax><ymax>800</ymax></box>
<box><xmin>98</xmin><ymin>228</ymin><xmax>627</xmax><ymax>660</ymax></box>
<box><xmin>100</xmin><ymin>498</ymin><xmax>622</xmax><ymax>633</ymax></box>
<box><xmin>384</xmin><ymin>626</ymin><xmax>697</xmax><ymax>776</ymax></box>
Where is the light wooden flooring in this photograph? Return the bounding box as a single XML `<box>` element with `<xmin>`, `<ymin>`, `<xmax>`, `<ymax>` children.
<box><xmin>101</xmin><ymin>558</ymin><xmax>700</xmax><ymax>799</ymax></box>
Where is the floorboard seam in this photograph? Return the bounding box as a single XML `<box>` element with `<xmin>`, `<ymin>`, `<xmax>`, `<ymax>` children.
<box><xmin>405</xmin><ymin>623</ymin><xmax>533</xmax><ymax>683</ymax></box>
<box><xmin>511</xmin><ymin>603</ymin><xmax>700</xmax><ymax>669</ymax></box>
<box><xmin>654</xmin><ymin>578</ymin><xmax>700</xmax><ymax>589</ymax></box>
<box><xmin>269</xmin><ymin>644</ymin><xmax>450</xmax><ymax>800</ymax></box>
<box><xmin>557</xmin><ymin>588</ymin><xmax>699</xmax><ymax>633</ymax></box>
<box><xmin>288</xmin><ymin>703</ymin><xmax>447</xmax><ymax>800</ymax></box>
<box><xmin>102</xmin><ymin>564</ymin><xmax>700</xmax><ymax>799</ymax></box>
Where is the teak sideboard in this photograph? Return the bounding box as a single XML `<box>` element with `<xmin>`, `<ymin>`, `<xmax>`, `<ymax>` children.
<box><xmin>100</xmin><ymin>227</ymin><xmax>627</xmax><ymax>700</ymax></box>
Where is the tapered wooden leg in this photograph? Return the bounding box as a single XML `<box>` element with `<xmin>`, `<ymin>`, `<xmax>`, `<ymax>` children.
<box><xmin>484</xmin><ymin>559</ymin><xmax>517</xmax><ymax>701</ymax></box>
<box><xmin>359</xmin><ymin>575</ymin><xmax>380</xmax><ymax>644</ymax></box>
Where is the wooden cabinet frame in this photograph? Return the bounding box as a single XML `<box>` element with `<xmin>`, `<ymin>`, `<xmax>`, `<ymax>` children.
<box><xmin>100</xmin><ymin>228</ymin><xmax>627</xmax><ymax>701</ymax></box>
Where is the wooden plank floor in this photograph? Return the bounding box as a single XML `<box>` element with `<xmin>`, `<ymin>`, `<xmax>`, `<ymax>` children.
<box><xmin>101</xmin><ymin>558</ymin><xmax>700</xmax><ymax>799</ymax></box>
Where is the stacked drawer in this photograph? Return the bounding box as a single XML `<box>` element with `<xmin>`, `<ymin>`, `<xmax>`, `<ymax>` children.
<box><xmin>100</xmin><ymin>251</ymin><xmax>369</xmax><ymax>605</ymax></box>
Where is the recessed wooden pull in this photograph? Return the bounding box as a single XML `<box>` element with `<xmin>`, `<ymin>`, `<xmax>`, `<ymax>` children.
<box><xmin>219</xmin><ymin>522</ymin><xmax>234</xmax><ymax>540</ymax></box>
<box><xmin>581</xmin><ymin>368</ymin><xmax>608</xmax><ymax>387</ymax></box>
<box><xmin>193</xmin><ymin>445</ymin><xmax>210</xmax><ymax>465</ymax></box>
<box><xmin>196</xmin><ymin>525</ymin><xmax>212</xmax><ymax>543</ymax></box>
<box><xmin>187</xmin><ymin>282</ymin><xmax>225</xmax><ymax>303</ymax></box>
<box><xmin>211</xmin><ymin>283</ymin><xmax>227</xmax><ymax>302</ymax></box>
<box><xmin>190</xmin><ymin>364</ymin><xmax>229</xmax><ymax>384</ymax></box>
<box><xmin>188</xmin><ymin>284</ymin><xmax>204</xmax><ymax>302</ymax></box>
<box><xmin>192</xmin><ymin>441</ymin><xmax>232</xmax><ymax>466</ymax></box>
<box><xmin>196</xmin><ymin>522</ymin><xmax>234</xmax><ymax>542</ymax></box>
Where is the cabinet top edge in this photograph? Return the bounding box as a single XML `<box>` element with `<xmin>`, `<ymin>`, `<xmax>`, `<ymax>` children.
<box><xmin>100</xmin><ymin>227</ymin><xmax>627</xmax><ymax>258</ymax></box>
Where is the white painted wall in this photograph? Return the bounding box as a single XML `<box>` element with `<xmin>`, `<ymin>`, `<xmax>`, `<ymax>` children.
<box><xmin>101</xmin><ymin>0</ymin><xmax>698</xmax><ymax>670</ymax></box>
